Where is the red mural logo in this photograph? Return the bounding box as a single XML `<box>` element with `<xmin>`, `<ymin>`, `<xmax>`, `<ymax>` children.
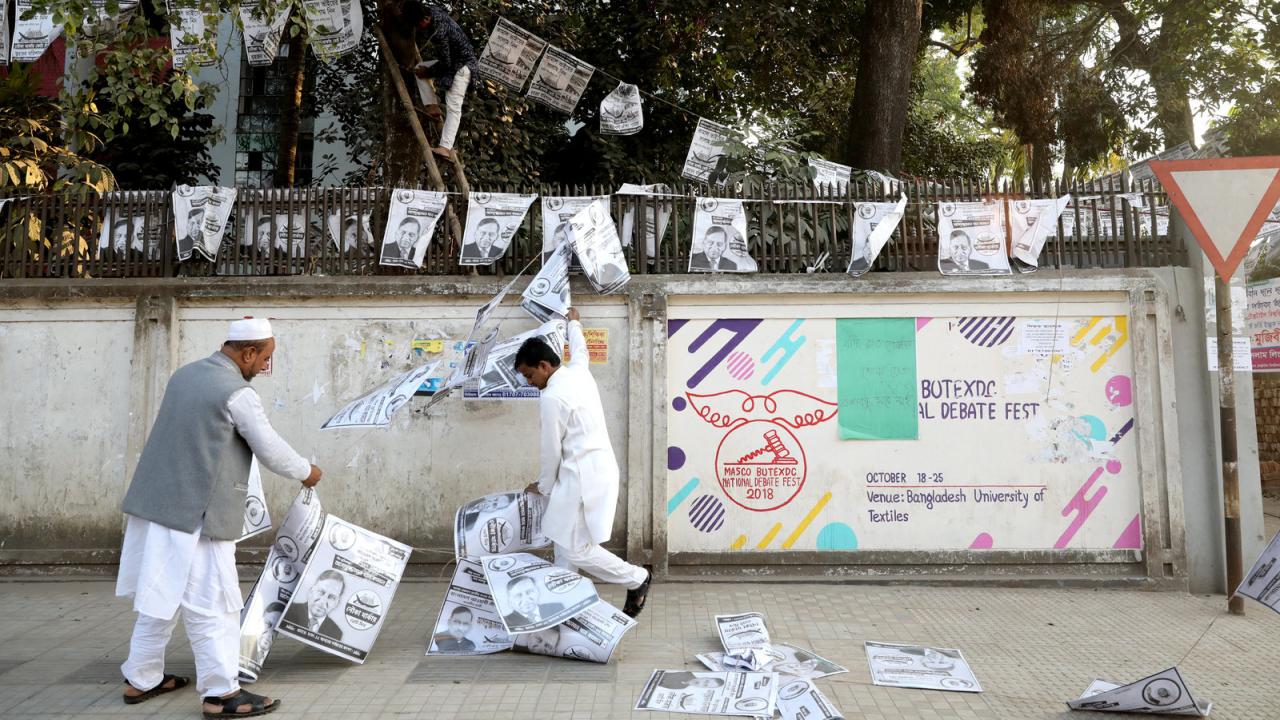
<box><xmin>686</xmin><ymin>389</ymin><xmax>837</xmax><ymax>512</ymax></box>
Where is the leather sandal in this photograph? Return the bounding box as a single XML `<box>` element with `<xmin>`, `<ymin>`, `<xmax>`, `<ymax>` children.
<box><xmin>624</xmin><ymin>570</ymin><xmax>653</xmax><ymax>619</ymax></box>
<box><xmin>122</xmin><ymin>674</ymin><xmax>189</xmax><ymax>704</ymax></box>
<box><xmin>202</xmin><ymin>689</ymin><xmax>281</xmax><ymax>718</ymax></box>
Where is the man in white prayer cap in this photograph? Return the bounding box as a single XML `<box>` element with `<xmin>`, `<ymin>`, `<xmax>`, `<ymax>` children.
<box><xmin>115</xmin><ymin>317</ymin><xmax>322</xmax><ymax>718</ymax></box>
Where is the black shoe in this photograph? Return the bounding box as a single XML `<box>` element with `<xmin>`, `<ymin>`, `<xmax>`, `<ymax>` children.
<box><xmin>624</xmin><ymin>570</ymin><xmax>653</xmax><ymax>619</ymax></box>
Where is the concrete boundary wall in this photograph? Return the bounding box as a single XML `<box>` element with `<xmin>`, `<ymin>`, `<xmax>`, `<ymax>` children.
<box><xmin>0</xmin><ymin>270</ymin><xmax>1257</xmax><ymax>592</ymax></box>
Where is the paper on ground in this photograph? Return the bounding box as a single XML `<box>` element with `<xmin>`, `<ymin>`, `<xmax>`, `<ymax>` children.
<box><xmin>715</xmin><ymin>612</ymin><xmax>774</xmax><ymax>671</ymax></box>
<box><xmin>454</xmin><ymin>490</ymin><xmax>550</xmax><ymax>559</ymax></box>
<box><xmin>864</xmin><ymin>641</ymin><xmax>982</xmax><ymax>692</ymax></box>
<box><xmin>238</xmin><ymin>488</ymin><xmax>325</xmax><ymax>682</ymax></box>
<box><xmin>426</xmin><ymin>559</ymin><xmax>513</xmax><ymax>656</ymax></box>
<box><xmin>276</xmin><ymin>514</ymin><xmax>412</xmax><ymax>663</ymax></box>
<box><xmin>634</xmin><ymin>670</ymin><xmax>778</xmax><ymax>717</ymax></box>
<box><xmin>322</xmin><ymin>361</ymin><xmax>439</xmax><ymax>429</ymax></box>
<box><xmin>480</xmin><ymin>552</ymin><xmax>599</xmax><ymax>634</ymax></box>
<box><xmin>1066</xmin><ymin>667</ymin><xmax>1211</xmax><ymax>716</ymax></box>
<box><xmin>513</xmin><ymin>600</ymin><xmax>636</xmax><ymax>663</ymax></box>
<box><xmin>1236</xmin><ymin>527</ymin><xmax>1280</xmax><ymax>613</ymax></box>
<box><xmin>697</xmin><ymin>642</ymin><xmax>847</xmax><ymax>680</ymax></box>
<box><xmin>775</xmin><ymin>677</ymin><xmax>845</xmax><ymax>720</ymax></box>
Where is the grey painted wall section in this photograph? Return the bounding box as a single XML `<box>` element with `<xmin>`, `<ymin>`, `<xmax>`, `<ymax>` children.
<box><xmin>0</xmin><ymin>270</ymin><xmax>1254</xmax><ymax>593</ymax></box>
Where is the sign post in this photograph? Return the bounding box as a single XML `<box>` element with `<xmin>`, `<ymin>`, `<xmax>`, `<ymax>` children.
<box><xmin>1151</xmin><ymin>157</ymin><xmax>1280</xmax><ymax>615</ymax></box>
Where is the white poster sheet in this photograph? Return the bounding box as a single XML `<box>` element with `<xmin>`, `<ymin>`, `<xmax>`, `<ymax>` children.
<box><xmin>277</xmin><ymin>514</ymin><xmax>412</xmax><ymax>663</ymax></box>
<box><xmin>1010</xmin><ymin>195</ymin><xmax>1071</xmax><ymax>270</ymax></box>
<box><xmin>600</xmin><ymin>82</ymin><xmax>643</xmax><ymax>135</ymax></box>
<box><xmin>634</xmin><ymin>670</ymin><xmax>779</xmax><ymax>717</ymax></box>
<box><xmin>240</xmin><ymin>1</ymin><xmax>292</xmax><ymax>66</ymax></box>
<box><xmin>380</xmin><ymin>189</ymin><xmax>448</xmax><ymax>269</ymax></box>
<box><xmin>10</xmin><ymin>0</ymin><xmax>60</xmax><ymax>63</ymax></box>
<box><xmin>426</xmin><ymin>559</ymin><xmax>513</xmax><ymax>656</ymax></box>
<box><xmin>98</xmin><ymin>207</ymin><xmax>147</xmax><ymax>255</ymax></box>
<box><xmin>776</xmin><ymin>678</ymin><xmax>845</xmax><ymax>720</ymax></box>
<box><xmin>326</xmin><ymin>210</ymin><xmax>374</xmax><ymax>253</ymax></box>
<box><xmin>84</xmin><ymin>0</ymin><xmax>139</xmax><ymax>36</ymax></box>
<box><xmin>477</xmin><ymin>17</ymin><xmax>547</xmax><ymax>92</ymax></box>
<box><xmin>301</xmin><ymin>0</ymin><xmax>362</xmax><ymax>61</ymax></box>
<box><xmin>936</xmin><ymin>200</ymin><xmax>1011</xmax><ymax>276</ymax></box>
<box><xmin>238</xmin><ymin>488</ymin><xmax>325</xmax><ymax>682</ymax></box>
<box><xmin>525</xmin><ymin>45</ymin><xmax>594</xmax><ymax>114</ymax></box>
<box><xmin>242</xmin><ymin>210</ymin><xmax>307</xmax><ymax>257</ymax></box>
<box><xmin>864</xmin><ymin>641</ymin><xmax>982</xmax><ymax>693</ymax></box>
<box><xmin>616</xmin><ymin>183</ymin><xmax>672</xmax><ymax>259</ymax></box>
<box><xmin>454</xmin><ymin>490</ymin><xmax>550</xmax><ymax>559</ymax></box>
<box><xmin>697</xmin><ymin>642</ymin><xmax>847</xmax><ymax>681</ymax></box>
<box><xmin>237</xmin><ymin>458</ymin><xmax>272</xmax><ymax>543</ymax></box>
<box><xmin>848</xmin><ymin>195</ymin><xmax>907</xmax><ymax>276</ymax></box>
<box><xmin>682</xmin><ymin>119</ymin><xmax>733</xmax><ymax>184</ymax></box>
<box><xmin>473</xmin><ymin>320</ymin><xmax>566</xmax><ymax>397</ymax></box>
<box><xmin>173</xmin><ymin>185</ymin><xmax>237</xmax><ymax>262</ymax></box>
<box><xmin>322</xmin><ymin>361</ymin><xmax>439</xmax><ymax>429</ymax></box>
<box><xmin>809</xmin><ymin>158</ymin><xmax>852</xmax><ymax>193</ymax></box>
<box><xmin>460</xmin><ymin>192</ymin><xmax>536</xmax><ymax>266</ymax></box>
<box><xmin>0</xmin><ymin>0</ymin><xmax>8</xmax><ymax>66</ymax></box>
<box><xmin>480</xmin><ymin>552</ymin><xmax>599</xmax><ymax>634</ymax></box>
<box><xmin>1236</xmin><ymin>527</ymin><xmax>1280</xmax><ymax>613</ymax></box>
<box><xmin>167</xmin><ymin>1</ymin><xmax>217</xmax><ymax>68</ymax></box>
<box><xmin>567</xmin><ymin>198</ymin><xmax>630</xmax><ymax>293</ymax></box>
<box><xmin>513</xmin><ymin>600</ymin><xmax>636</xmax><ymax>663</ymax></box>
<box><xmin>540</xmin><ymin>195</ymin><xmax>606</xmax><ymax>257</ymax></box>
<box><xmin>521</xmin><ymin>241</ymin><xmax>572</xmax><ymax>322</ymax></box>
<box><xmin>1066</xmin><ymin>667</ymin><xmax>1211</xmax><ymax>716</ymax></box>
<box><xmin>715</xmin><ymin>612</ymin><xmax>774</xmax><ymax>670</ymax></box>
<box><xmin>691</xmin><ymin>198</ymin><xmax>757</xmax><ymax>273</ymax></box>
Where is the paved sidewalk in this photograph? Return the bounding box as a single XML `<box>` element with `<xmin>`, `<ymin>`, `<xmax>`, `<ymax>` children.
<box><xmin>0</xmin><ymin>579</ymin><xmax>1277</xmax><ymax>719</ymax></box>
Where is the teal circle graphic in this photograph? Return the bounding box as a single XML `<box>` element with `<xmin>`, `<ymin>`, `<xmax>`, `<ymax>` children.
<box><xmin>815</xmin><ymin>522</ymin><xmax>858</xmax><ymax>550</ymax></box>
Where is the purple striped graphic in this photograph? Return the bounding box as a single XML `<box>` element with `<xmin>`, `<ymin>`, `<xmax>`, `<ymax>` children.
<box><xmin>957</xmin><ymin>316</ymin><xmax>1017</xmax><ymax>347</ymax></box>
<box><xmin>688</xmin><ymin>494</ymin><xmax>725</xmax><ymax>532</ymax></box>
<box><xmin>725</xmin><ymin>351</ymin><xmax>755</xmax><ymax>380</ymax></box>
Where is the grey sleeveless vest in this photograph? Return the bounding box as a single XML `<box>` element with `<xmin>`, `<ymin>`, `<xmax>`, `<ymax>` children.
<box><xmin>122</xmin><ymin>352</ymin><xmax>253</xmax><ymax>540</ymax></box>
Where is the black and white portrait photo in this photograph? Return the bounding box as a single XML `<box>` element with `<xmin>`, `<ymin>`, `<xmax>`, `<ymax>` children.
<box><xmin>501</xmin><ymin>575</ymin><xmax>565</xmax><ymax>629</ymax></box>
<box><xmin>283</xmin><ymin>569</ymin><xmax>346</xmax><ymax>642</ymax></box>
<box><xmin>379</xmin><ymin>190</ymin><xmax>448</xmax><ymax>269</ymax></box>
<box><xmin>689</xmin><ymin>198</ymin><xmax>757</xmax><ymax>273</ymax></box>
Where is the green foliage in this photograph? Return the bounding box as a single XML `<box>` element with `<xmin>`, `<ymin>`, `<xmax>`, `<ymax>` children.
<box><xmin>0</xmin><ymin>65</ymin><xmax>113</xmax><ymax>193</ymax></box>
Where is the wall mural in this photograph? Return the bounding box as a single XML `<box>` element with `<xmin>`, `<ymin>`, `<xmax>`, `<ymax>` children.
<box><xmin>665</xmin><ymin>314</ymin><xmax>1140</xmax><ymax>553</ymax></box>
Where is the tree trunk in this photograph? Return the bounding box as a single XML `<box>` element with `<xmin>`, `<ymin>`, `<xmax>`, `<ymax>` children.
<box><xmin>379</xmin><ymin>2</ymin><xmax>425</xmax><ymax>188</ymax></box>
<box><xmin>273</xmin><ymin>24</ymin><xmax>307</xmax><ymax>187</ymax></box>
<box><xmin>841</xmin><ymin>0</ymin><xmax>923</xmax><ymax>173</ymax></box>
<box><xmin>1030</xmin><ymin>141</ymin><xmax>1051</xmax><ymax>192</ymax></box>
<box><xmin>1150</xmin><ymin>73</ymin><xmax>1196</xmax><ymax>150</ymax></box>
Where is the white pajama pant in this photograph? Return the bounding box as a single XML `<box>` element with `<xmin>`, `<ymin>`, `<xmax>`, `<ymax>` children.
<box><xmin>554</xmin><ymin>542</ymin><xmax>647</xmax><ymax>589</ymax></box>
<box><xmin>122</xmin><ymin>607</ymin><xmax>240</xmax><ymax>698</ymax></box>
<box><xmin>439</xmin><ymin>66</ymin><xmax>470</xmax><ymax>150</ymax></box>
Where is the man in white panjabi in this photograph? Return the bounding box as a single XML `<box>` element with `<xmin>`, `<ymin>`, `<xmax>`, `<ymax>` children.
<box><xmin>116</xmin><ymin>318</ymin><xmax>323</xmax><ymax>718</ymax></box>
<box><xmin>515</xmin><ymin>308</ymin><xmax>653</xmax><ymax>618</ymax></box>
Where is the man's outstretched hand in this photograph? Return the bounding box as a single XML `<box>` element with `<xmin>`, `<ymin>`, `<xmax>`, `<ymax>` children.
<box><xmin>566</xmin><ymin>307</ymin><xmax>580</xmax><ymax>322</ymax></box>
<box><xmin>303</xmin><ymin>465</ymin><xmax>323</xmax><ymax>488</ymax></box>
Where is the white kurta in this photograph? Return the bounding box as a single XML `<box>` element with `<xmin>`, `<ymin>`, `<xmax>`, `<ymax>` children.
<box><xmin>116</xmin><ymin>384</ymin><xmax>311</xmax><ymax>620</ymax></box>
<box><xmin>537</xmin><ymin>320</ymin><xmax>619</xmax><ymax>548</ymax></box>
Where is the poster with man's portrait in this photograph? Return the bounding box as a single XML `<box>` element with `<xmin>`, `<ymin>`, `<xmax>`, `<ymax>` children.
<box><xmin>1009</xmin><ymin>195</ymin><xmax>1071</xmax><ymax>271</ymax></box>
<box><xmin>380</xmin><ymin>189</ymin><xmax>448</xmax><ymax>269</ymax></box>
<box><xmin>481</xmin><ymin>552</ymin><xmax>599</xmax><ymax>634</ymax></box>
<box><xmin>936</xmin><ymin>200</ymin><xmax>1011</xmax><ymax>276</ymax></box>
<box><xmin>277</xmin><ymin>514</ymin><xmax>413</xmax><ymax>663</ymax></box>
<box><xmin>426</xmin><ymin>559</ymin><xmax>514</xmax><ymax>656</ymax></box>
<box><xmin>634</xmin><ymin>670</ymin><xmax>779</xmax><ymax>716</ymax></box>
<box><xmin>540</xmin><ymin>196</ymin><xmax>607</xmax><ymax>258</ymax></box>
<box><xmin>241</xmin><ymin>210</ymin><xmax>308</xmax><ymax>258</ymax></box>
<box><xmin>460</xmin><ymin>192</ymin><xmax>537</xmax><ymax>266</ymax></box>
<box><xmin>98</xmin><ymin>209</ymin><xmax>146</xmax><ymax>256</ymax></box>
<box><xmin>566</xmin><ymin>198</ymin><xmax>630</xmax><ymax>294</ymax></box>
<box><xmin>847</xmin><ymin>196</ymin><xmax>907</xmax><ymax>276</ymax></box>
<box><xmin>326</xmin><ymin>210</ymin><xmax>375</xmax><ymax>253</ymax></box>
<box><xmin>512</xmin><ymin>601</ymin><xmax>636</xmax><ymax>663</ymax></box>
<box><xmin>239</xmin><ymin>0</ymin><xmax>292</xmax><ymax>66</ymax></box>
<box><xmin>690</xmin><ymin>198</ymin><xmax>757</xmax><ymax>273</ymax></box>
<box><xmin>454</xmin><ymin>490</ymin><xmax>550</xmax><ymax>559</ymax></box>
<box><xmin>477</xmin><ymin>17</ymin><xmax>547</xmax><ymax>91</ymax></box>
<box><xmin>173</xmin><ymin>185</ymin><xmax>237</xmax><ymax>262</ymax></box>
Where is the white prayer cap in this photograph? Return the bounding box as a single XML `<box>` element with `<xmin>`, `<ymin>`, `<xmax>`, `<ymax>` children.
<box><xmin>227</xmin><ymin>317</ymin><xmax>273</xmax><ymax>341</ymax></box>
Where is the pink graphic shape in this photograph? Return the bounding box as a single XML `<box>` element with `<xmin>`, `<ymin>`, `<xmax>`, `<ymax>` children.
<box><xmin>725</xmin><ymin>351</ymin><xmax>755</xmax><ymax>380</ymax></box>
<box><xmin>970</xmin><ymin>533</ymin><xmax>994</xmax><ymax>549</ymax></box>
<box><xmin>1113</xmin><ymin>514</ymin><xmax>1142</xmax><ymax>549</ymax></box>
<box><xmin>1054</xmin><ymin>467</ymin><xmax>1110</xmax><ymax>549</ymax></box>
<box><xmin>916</xmin><ymin>317</ymin><xmax>933</xmax><ymax>331</ymax></box>
<box><xmin>1105</xmin><ymin>376</ymin><xmax>1133</xmax><ymax>408</ymax></box>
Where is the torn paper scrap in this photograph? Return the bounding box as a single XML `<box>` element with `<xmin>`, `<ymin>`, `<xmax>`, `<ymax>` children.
<box><xmin>1066</xmin><ymin>667</ymin><xmax>1211</xmax><ymax>715</ymax></box>
<box><xmin>1237</xmin><ymin>527</ymin><xmax>1280</xmax><ymax>614</ymax></box>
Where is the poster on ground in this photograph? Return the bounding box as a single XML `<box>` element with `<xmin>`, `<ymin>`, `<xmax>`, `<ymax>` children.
<box><xmin>454</xmin><ymin>490</ymin><xmax>550</xmax><ymax>559</ymax></box>
<box><xmin>480</xmin><ymin>552</ymin><xmax>599</xmax><ymax>634</ymax></box>
<box><xmin>526</xmin><ymin>45</ymin><xmax>593</xmax><ymax>114</ymax></box>
<box><xmin>380</xmin><ymin>189</ymin><xmax>448</xmax><ymax>269</ymax></box>
<box><xmin>690</xmin><ymin>198</ymin><xmax>756</xmax><ymax>273</ymax></box>
<box><xmin>173</xmin><ymin>185</ymin><xmax>237</xmax><ymax>262</ymax></box>
<box><xmin>477</xmin><ymin>18</ymin><xmax>547</xmax><ymax>91</ymax></box>
<box><xmin>276</xmin><ymin>514</ymin><xmax>412</xmax><ymax>663</ymax></box>
<box><xmin>864</xmin><ymin>641</ymin><xmax>982</xmax><ymax>693</ymax></box>
<box><xmin>460</xmin><ymin>192</ymin><xmax>537</xmax><ymax>266</ymax></box>
<box><xmin>238</xmin><ymin>488</ymin><xmax>325</xmax><ymax>682</ymax></box>
<box><xmin>697</xmin><ymin>643</ymin><xmax>846</xmax><ymax>681</ymax></box>
<box><xmin>322</xmin><ymin>361</ymin><xmax>440</xmax><ymax>429</ymax></box>
<box><xmin>1065</xmin><ymin>667</ymin><xmax>1211</xmax><ymax>716</ymax></box>
<box><xmin>635</xmin><ymin>670</ymin><xmax>779</xmax><ymax>717</ymax></box>
<box><xmin>1236</xmin><ymin>527</ymin><xmax>1280</xmax><ymax>613</ymax></box>
<box><xmin>775</xmin><ymin>678</ymin><xmax>845</xmax><ymax>720</ymax></box>
<box><xmin>936</xmin><ymin>200</ymin><xmax>1011</xmax><ymax>276</ymax></box>
<box><xmin>513</xmin><ymin>601</ymin><xmax>636</xmax><ymax>663</ymax></box>
<box><xmin>426</xmin><ymin>559</ymin><xmax>513</xmax><ymax>656</ymax></box>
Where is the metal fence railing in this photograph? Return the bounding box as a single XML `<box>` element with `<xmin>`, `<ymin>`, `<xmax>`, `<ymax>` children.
<box><xmin>0</xmin><ymin>178</ymin><xmax>1183</xmax><ymax>279</ymax></box>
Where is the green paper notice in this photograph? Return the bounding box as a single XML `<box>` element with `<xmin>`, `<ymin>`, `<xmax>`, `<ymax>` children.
<box><xmin>836</xmin><ymin>318</ymin><xmax>918</xmax><ymax>440</ymax></box>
